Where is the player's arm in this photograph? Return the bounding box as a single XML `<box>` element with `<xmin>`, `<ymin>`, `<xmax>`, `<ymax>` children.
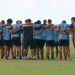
<box><xmin>2</xmin><ymin>24</ymin><xmax>11</xmax><ymax>27</ymax></box>
<box><xmin>6</xmin><ymin>26</ymin><xmax>12</xmax><ymax>29</ymax></box>
<box><xmin>12</xmin><ymin>28</ymin><xmax>23</xmax><ymax>34</ymax></box>
<box><xmin>67</xmin><ymin>26</ymin><xmax>75</xmax><ymax>31</ymax></box>
<box><xmin>50</xmin><ymin>27</ymin><xmax>60</xmax><ymax>32</ymax></box>
<box><xmin>44</xmin><ymin>25</ymin><xmax>53</xmax><ymax>28</ymax></box>
<box><xmin>0</xmin><ymin>29</ymin><xmax>3</xmax><ymax>33</ymax></box>
<box><xmin>22</xmin><ymin>24</ymin><xmax>35</xmax><ymax>27</ymax></box>
<box><xmin>34</xmin><ymin>25</ymin><xmax>42</xmax><ymax>30</ymax></box>
<box><xmin>9</xmin><ymin>27</ymin><xmax>18</xmax><ymax>33</ymax></box>
<box><xmin>34</xmin><ymin>29</ymin><xmax>45</xmax><ymax>36</ymax></box>
<box><xmin>59</xmin><ymin>30</ymin><xmax>66</xmax><ymax>34</ymax></box>
<box><xmin>73</xmin><ymin>33</ymin><xmax>75</xmax><ymax>35</ymax></box>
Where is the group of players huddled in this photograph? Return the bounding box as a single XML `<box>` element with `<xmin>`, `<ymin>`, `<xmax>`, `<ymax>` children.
<box><xmin>0</xmin><ymin>17</ymin><xmax>75</xmax><ymax>61</ymax></box>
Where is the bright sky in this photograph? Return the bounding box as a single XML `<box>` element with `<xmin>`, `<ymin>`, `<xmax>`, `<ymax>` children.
<box><xmin>0</xmin><ymin>0</ymin><xmax>75</xmax><ymax>24</ymax></box>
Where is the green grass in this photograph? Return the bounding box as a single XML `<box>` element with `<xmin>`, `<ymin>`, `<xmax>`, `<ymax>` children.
<box><xmin>0</xmin><ymin>44</ymin><xmax>75</xmax><ymax>75</ymax></box>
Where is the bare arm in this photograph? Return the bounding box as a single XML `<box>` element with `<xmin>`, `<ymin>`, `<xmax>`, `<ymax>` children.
<box><xmin>59</xmin><ymin>31</ymin><xmax>66</xmax><ymax>34</ymax></box>
<box><xmin>12</xmin><ymin>29</ymin><xmax>23</xmax><ymax>34</ymax></box>
<box><xmin>50</xmin><ymin>27</ymin><xmax>66</xmax><ymax>34</ymax></box>
<box><xmin>6</xmin><ymin>26</ymin><xmax>12</xmax><ymax>29</ymax></box>
<box><xmin>34</xmin><ymin>29</ymin><xmax>45</xmax><ymax>36</ymax></box>
<box><xmin>44</xmin><ymin>25</ymin><xmax>53</xmax><ymax>28</ymax></box>
<box><xmin>3</xmin><ymin>24</ymin><xmax>10</xmax><ymax>27</ymax></box>
<box><xmin>67</xmin><ymin>27</ymin><xmax>75</xmax><ymax>31</ymax></box>
<box><xmin>0</xmin><ymin>29</ymin><xmax>3</xmax><ymax>33</ymax></box>
<box><xmin>9</xmin><ymin>27</ymin><xmax>18</xmax><ymax>33</ymax></box>
<box><xmin>22</xmin><ymin>24</ymin><xmax>35</xmax><ymax>28</ymax></box>
<box><xmin>50</xmin><ymin>27</ymin><xmax>60</xmax><ymax>32</ymax></box>
<box><xmin>73</xmin><ymin>33</ymin><xmax>75</xmax><ymax>35</ymax></box>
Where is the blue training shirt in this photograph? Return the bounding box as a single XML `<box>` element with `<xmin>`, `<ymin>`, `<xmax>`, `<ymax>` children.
<box><xmin>66</xmin><ymin>24</ymin><xmax>70</xmax><ymax>40</ymax></box>
<box><xmin>2</xmin><ymin>27</ymin><xmax>11</xmax><ymax>40</ymax></box>
<box><xmin>0</xmin><ymin>25</ymin><xmax>3</xmax><ymax>40</ymax></box>
<box><xmin>54</xmin><ymin>27</ymin><xmax>58</xmax><ymax>43</ymax></box>
<box><xmin>42</xmin><ymin>24</ymin><xmax>46</xmax><ymax>40</ymax></box>
<box><xmin>45</xmin><ymin>25</ymin><xmax>55</xmax><ymax>41</ymax></box>
<box><xmin>58</xmin><ymin>23</ymin><xmax>69</xmax><ymax>40</ymax></box>
<box><xmin>12</xmin><ymin>24</ymin><xmax>22</xmax><ymax>37</ymax></box>
<box><xmin>34</xmin><ymin>24</ymin><xmax>44</xmax><ymax>40</ymax></box>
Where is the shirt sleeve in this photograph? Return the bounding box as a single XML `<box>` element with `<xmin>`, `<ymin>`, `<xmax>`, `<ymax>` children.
<box><xmin>67</xmin><ymin>24</ymin><xmax>70</xmax><ymax>27</ymax></box>
<box><xmin>58</xmin><ymin>24</ymin><xmax>60</xmax><ymax>27</ymax></box>
<box><xmin>73</xmin><ymin>23</ymin><xmax>75</xmax><ymax>27</ymax></box>
<box><xmin>50</xmin><ymin>26</ymin><xmax>55</xmax><ymax>29</ymax></box>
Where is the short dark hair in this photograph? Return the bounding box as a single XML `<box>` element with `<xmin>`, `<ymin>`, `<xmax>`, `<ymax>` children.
<box><xmin>16</xmin><ymin>20</ymin><xmax>19</xmax><ymax>24</ymax></box>
<box><xmin>71</xmin><ymin>17</ymin><xmax>75</xmax><ymax>21</ymax></box>
<box><xmin>43</xmin><ymin>20</ymin><xmax>47</xmax><ymax>22</ymax></box>
<box><xmin>37</xmin><ymin>20</ymin><xmax>41</xmax><ymax>24</ymax></box>
<box><xmin>19</xmin><ymin>20</ymin><xmax>22</xmax><ymax>23</ymax></box>
<box><xmin>27</xmin><ymin>19</ymin><xmax>31</xmax><ymax>22</ymax></box>
<box><xmin>1</xmin><ymin>20</ymin><xmax>5</xmax><ymax>24</ymax></box>
<box><xmin>48</xmin><ymin>19</ymin><xmax>52</xmax><ymax>23</ymax></box>
<box><xmin>62</xmin><ymin>20</ymin><xmax>66</xmax><ymax>23</ymax></box>
<box><xmin>34</xmin><ymin>22</ymin><xmax>37</xmax><ymax>24</ymax></box>
<box><xmin>7</xmin><ymin>19</ymin><xmax>13</xmax><ymax>23</ymax></box>
<box><xmin>25</xmin><ymin>19</ymin><xmax>28</xmax><ymax>22</ymax></box>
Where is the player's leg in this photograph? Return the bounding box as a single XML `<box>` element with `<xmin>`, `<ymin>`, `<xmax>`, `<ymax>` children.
<box><xmin>29</xmin><ymin>40</ymin><xmax>35</xmax><ymax>60</ymax></box>
<box><xmin>59</xmin><ymin>46</ymin><xmax>62</xmax><ymax>60</ymax></box>
<box><xmin>22</xmin><ymin>48</ymin><xmax>24</xmax><ymax>57</ymax></box>
<box><xmin>46</xmin><ymin>41</ymin><xmax>50</xmax><ymax>60</ymax></box>
<box><xmin>46</xmin><ymin>46</ymin><xmax>50</xmax><ymax>60</ymax></box>
<box><xmin>3</xmin><ymin>40</ymin><xmax>9</xmax><ymax>60</ymax></box>
<box><xmin>55</xmin><ymin>46</ymin><xmax>58</xmax><ymax>57</ymax></box>
<box><xmin>16</xmin><ymin>49</ymin><xmax>19</xmax><ymax>58</ymax></box>
<box><xmin>3</xmin><ymin>46</ymin><xmax>5</xmax><ymax>58</ymax></box>
<box><xmin>64</xmin><ymin>40</ymin><xmax>68</xmax><ymax>61</ymax></box>
<box><xmin>51</xmin><ymin>47</ymin><xmax>54</xmax><ymax>60</ymax></box>
<box><xmin>63</xmin><ymin>45</ymin><xmax>65</xmax><ymax>58</ymax></box>
<box><xmin>67</xmin><ymin>46</ymin><xmax>70</xmax><ymax>58</ymax></box>
<box><xmin>40</xmin><ymin>48</ymin><xmax>43</xmax><ymax>60</ymax></box>
<box><xmin>59</xmin><ymin>40</ymin><xmax>63</xmax><ymax>61</ymax></box>
<box><xmin>64</xmin><ymin>46</ymin><xmax>68</xmax><ymax>60</ymax></box>
<box><xmin>34</xmin><ymin>39</ymin><xmax>40</xmax><ymax>60</ymax></box>
<box><xmin>33</xmin><ymin>42</ymin><xmax>36</xmax><ymax>58</ymax></box>
<box><xmin>13</xmin><ymin>45</ymin><xmax>16</xmax><ymax>60</ymax></box>
<box><xmin>7</xmin><ymin>46</ymin><xmax>10</xmax><ymax>58</ymax></box>
<box><xmin>50</xmin><ymin>40</ymin><xmax>54</xmax><ymax>60</ymax></box>
<box><xmin>23</xmin><ymin>40</ymin><xmax>29</xmax><ymax>59</ymax></box>
<box><xmin>12</xmin><ymin>37</ymin><xmax>17</xmax><ymax>60</ymax></box>
<box><xmin>10</xmin><ymin>47</ymin><xmax>13</xmax><ymax>58</ymax></box>
<box><xmin>17</xmin><ymin>46</ymin><xmax>22</xmax><ymax>59</ymax></box>
<box><xmin>0</xmin><ymin>40</ymin><xmax>3</xmax><ymax>60</ymax></box>
<box><xmin>40</xmin><ymin>40</ymin><xmax>44</xmax><ymax>60</ymax></box>
<box><xmin>4</xmin><ymin>45</ymin><xmax>8</xmax><ymax>59</ymax></box>
<box><xmin>67</xmin><ymin>40</ymin><xmax>70</xmax><ymax>59</ymax></box>
<box><xmin>0</xmin><ymin>46</ymin><xmax>3</xmax><ymax>60</ymax></box>
<box><xmin>55</xmin><ymin>42</ymin><xmax>58</xmax><ymax>57</ymax></box>
<box><xmin>17</xmin><ymin>38</ymin><xmax>22</xmax><ymax>60</ymax></box>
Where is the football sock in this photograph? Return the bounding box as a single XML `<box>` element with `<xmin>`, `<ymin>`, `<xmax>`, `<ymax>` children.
<box><xmin>22</xmin><ymin>54</ymin><xmax>23</xmax><ymax>57</ymax></box>
<box><xmin>1</xmin><ymin>57</ymin><xmax>3</xmax><ymax>59</ymax></box>
<box><xmin>60</xmin><ymin>57</ymin><xmax>62</xmax><ymax>59</ymax></box>
<box><xmin>68</xmin><ymin>55</ymin><xmax>70</xmax><ymax>58</ymax></box>
<box><xmin>52</xmin><ymin>55</ymin><xmax>54</xmax><ymax>60</ymax></box>
<box><xmin>65</xmin><ymin>57</ymin><xmax>67</xmax><ymax>59</ymax></box>
<box><xmin>47</xmin><ymin>56</ymin><xmax>49</xmax><ymax>59</ymax></box>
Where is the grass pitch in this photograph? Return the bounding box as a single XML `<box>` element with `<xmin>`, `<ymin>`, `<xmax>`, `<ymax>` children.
<box><xmin>0</xmin><ymin>44</ymin><xmax>75</xmax><ymax>75</ymax></box>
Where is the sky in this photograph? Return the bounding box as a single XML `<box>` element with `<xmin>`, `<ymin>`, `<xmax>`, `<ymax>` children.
<box><xmin>0</xmin><ymin>0</ymin><xmax>75</xmax><ymax>24</ymax></box>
